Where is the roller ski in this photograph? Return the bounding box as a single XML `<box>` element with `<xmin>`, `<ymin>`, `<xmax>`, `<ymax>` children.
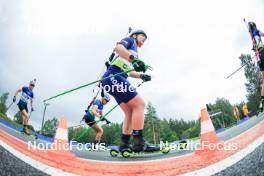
<box><xmin>21</xmin><ymin>126</ymin><xmax>38</xmax><ymax>140</ymax></box>
<box><xmin>110</xmin><ymin>144</ymin><xmax>170</xmax><ymax>158</ymax></box>
<box><xmin>110</xmin><ymin>135</ymin><xmax>170</xmax><ymax>158</ymax></box>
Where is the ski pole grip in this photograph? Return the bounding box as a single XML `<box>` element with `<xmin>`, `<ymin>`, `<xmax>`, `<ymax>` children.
<box><xmin>146</xmin><ymin>65</ymin><xmax>154</xmax><ymax>71</ymax></box>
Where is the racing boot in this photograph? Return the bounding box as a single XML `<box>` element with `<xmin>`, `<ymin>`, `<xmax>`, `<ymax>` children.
<box><xmin>132</xmin><ymin>136</ymin><xmax>160</xmax><ymax>152</ymax></box>
<box><xmin>23</xmin><ymin>125</ymin><xmax>30</xmax><ymax>135</ymax></box>
<box><xmin>131</xmin><ymin>130</ymin><xmax>160</xmax><ymax>152</ymax></box>
<box><xmin>119</xmin><ymin>134</ymin><xmax>131</xmax><ymax>152</ymax></box>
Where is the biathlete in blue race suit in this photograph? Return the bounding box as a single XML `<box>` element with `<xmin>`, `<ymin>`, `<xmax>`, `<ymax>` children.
<box><xmin>13</xmin><ymin>79</ymin><xmax>36</xmax><ymax>135</ymax></box>
<box><xmin>248</xmin><ymin>22</ymin><xmax>264</xmax><ymax>112</ymax></box>
<box><xmin>82</xmin><ymin>94</ymin><xmax>111</xmax><ymax>144</ymax></box>
<box><xmin>101</xmin><ymin>30</ymin><xmax>158</xmax><ymax>152</ymax></box>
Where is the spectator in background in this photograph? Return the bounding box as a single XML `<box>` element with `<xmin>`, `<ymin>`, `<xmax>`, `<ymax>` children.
<box><xmin>242</xmin><ymin>103</ymin><xmax>250</xmax><ymax>118</ymax></box>
<box><xmin>233</xmin><ymin>105</ymin><xmax>240</xmax><ymax>121</ymax></box>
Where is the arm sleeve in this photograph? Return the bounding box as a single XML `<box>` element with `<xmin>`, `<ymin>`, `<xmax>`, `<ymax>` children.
<box><xmin>22</xmin><ymin>87</ymin><xmax>27</xmax><ymax>92</ymax></box>
<box><xmin>117</xmin><ymin>37</ymin><xmax>134</xmax><ymax>49</ymax></box>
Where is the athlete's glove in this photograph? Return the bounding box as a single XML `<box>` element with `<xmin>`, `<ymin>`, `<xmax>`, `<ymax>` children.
<box><xmin>31</xmin><ymin>107</ymin><xmax>34</xmax><ymax>112</ymax></box>
<box><xmin>140</xmin><ymin>74</ymin><xmax>151</xmax><ymax>82</ymax></box>
<box><xmin>105</xmin><ymin>61</ymin><xmax>110</xmax><ymax>69</ymax></box>
<box><xmin>100</xmin><ymin>116</ymin><xmax>111</xmax><ymax>125</ymax></box>
<box><xmin>131</xmin><ymin>56</ymin><xmax>147</xmax><ymax>73</ymax></box>
<box><xmin>105</xmin><ymin>119</ymin><xmax>111</xmax><ymax>125</ymax></box>
<box><xmin>13</xmin><ymin>96</ymin><xmax>16</xmax><ymax>103</ymax></box>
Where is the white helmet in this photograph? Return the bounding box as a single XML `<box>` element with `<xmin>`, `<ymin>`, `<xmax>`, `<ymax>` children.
<box><xmin>29</xmin><ymin>78</ymin><xmax>37</xmax><ymax>86</ymax></box>
<box><xmin>129</xmin><ymin>29</ymin><xmax>147</xmax><ymax>39</ymax></box>
<box><xmin>103</xmin><ymin>93</ymin><xmax>111</xmax><ymax>102</ymax></box>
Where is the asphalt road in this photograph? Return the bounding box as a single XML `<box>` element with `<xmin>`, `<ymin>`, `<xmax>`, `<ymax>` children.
<box><xmin>72</xmin><ymin>113</ymin><xmax>264</xmax><ymax>162</ymax></box>
<box><xmin>0</xmin><ymin>145</ymin><xmax>48</xmax><ymax>176</ymax></box>
<box><xmin>1</xmin><ymin>113</ymin><xmax>264</xmax><ymax>176</ymax></box>
<box><xmin>1</xmin><ymin>113</ymin><xmax>264</xmax><ymax>162</ymax></box>
<box><xmin>214</xmin><ymin>141</ymin><xmax>264</xmax><ymax>176</ymax></box>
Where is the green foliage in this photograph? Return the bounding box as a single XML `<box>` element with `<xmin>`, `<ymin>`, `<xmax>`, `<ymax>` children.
<box><xmin>239</xmin><ymin>54</ymin><xmax>261</xmax><ymax>114</ymax></box>
<box><xmin>0</xmin><ymin>92</ymin><xmax>9</xmax><ymax>114</ymax></box>
<box><xmin>0</xmin><ymin>113</ymin><xmax>29</xmax><ymax>131</ymax></box>
<box><xmin>101</xmin><ymin>123</ymin><xmax>122</xmax><ymax>145</ymax></box>
<box><xmin>41</xmin><ymin>117</ymin><xmax>58</xmax><ymax>137</ymax></box>
<box><xmin>207</xmin><ymin>97</ymin><xmax>235</xmax><ymax>129</ymax></box>
<box><xmin>68</xmin><ymin>102</ymin><xmax>200</xmax><ymax>145</ymax></box>
<box><xmin>69</xmin><ymin>123</ymin><xmax>122</xmax><ymax>145</ymax></box>
<box><xmin>14</xmin><ymin>111</ymin><xmax>24</xmax><ymax>125</ymax></box>
<box><xmin>159</xmin><ymin>119</ymin><xmax>179</xmax><ymax>142</ymax></box>
<box><xmin>144</xmin><ymin>102</ymin><xmax>160</xmax><ymax>144</ymax></box>
<box><xmin>0</xmin><ymin>112</ymin><xmax>14</xmax><ymax>124</ymax></box>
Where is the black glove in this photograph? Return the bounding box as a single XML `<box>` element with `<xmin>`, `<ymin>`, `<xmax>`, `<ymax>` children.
<box><xmin>105</xmin><ymin>61</ymin><xmax>110</xmax><ymax>69</ymax></box>
<box><xmin>105</xmin><ymin>119</ymin><xmax>111</xmax><ymax>125</ymax></box>
<box><xmin>132</xmin><ymin>59</ymin><xmax>147</xmax><ymax>73</ymax></box>
<box><xmin>140</xmin><ymin>74</ymin><xmax>151</xmax><ymax>82</ymax></box>
<box><xmin>100</xmin><ymin>116</ymin><xmax>111</xmax><ymax>124</ymax></box>
<box><xmin>13</xmin><ymin>96</ymin><xmax>16</xmax><ymax>103</ymax></box>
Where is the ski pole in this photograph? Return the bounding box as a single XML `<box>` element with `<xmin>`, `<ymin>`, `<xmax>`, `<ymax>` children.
<box><xmin>80</xmin><ymin>80</ymin><xmax>145</xmax><ymax>124</ymax></box>
<box><xmin>74</xmin><ymin>103</ymin><xmax>121</xmax><ymax>140</ymax></box>
<box><xmin>28</xmin><ymin>110</ymin><xmax>33</xmax><ymax>120</ymax></box>
<box><xmin>226</xmin><ymin>62</ymin><xmax>248</xmax><ymax>79</ymax></box>
<box><xmin>5</xmin><ymin>102</ymin><xmax>14</xmax><ymax>113</ymax></box>
<box><xmin>43</xmin><ymin>69</ymin><xmax>134</xmax><ymax>102</ymax></box>
<box><xmin>44</xmin><ymin>65</ymin><xmax>152</xmax><ymax>103</ymax></box>
<box><xmin>69</xmin><ymin>123</ymin><xmax>86</xmax><ymax>129</ymax></box>
<box><xmin>73</xmin><ymin>81</ymin><xmax>146</xmax><ymax>139</ymax></box>
<box><xmin>226</xmin><ymin>54</ymin><xmax>257</xmax><ymax>79</ymax></box>
<box><xmin>73</xmin><ymin>108</ymin><xmax>115</xmax><ymax>141</ymax></box>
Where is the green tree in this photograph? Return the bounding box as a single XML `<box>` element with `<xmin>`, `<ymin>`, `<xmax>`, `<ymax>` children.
<box><xmin>0</xmin><ymin>93</ymin><xmax>9</xmax><ymax>114</ymax></box>
<box><xmin>41</xmin><ymin>117</ymin><xmax>58</xmax><ymax>137</ymax></box>
<box><xmin>144</xmin><ymin>102</ymin><xmax>160</xmax><ymax>144</ymax></box>
<box><xmin>207</xmin><ymin>97</ymin><xmax>235</xmax><ymax>129</ymax></box>
<box><xmin>14</xmin><ymin>111</ymin><xmax>24</xmax><ymax>125</ymax></box>
<box><xmin>101</xmin><ymin>123</ymin><xmax>122</xmax><ymax>145</ymax></box>
<box><xmin>68</xmin><ymin>102</ymin><xmax>201</xmax><ymax>145</ymax></box>
<box><xmin>181</xmin><ymin>120</ymin><xmax>200</xmax><ymax>139</ymax></box>
<box><xmin>159</xmin><ymin>119</ymin><xmax>179</xmax><ymax>142</ymax></box>
<box><xmin>239</xmin><ymin>54</ymin><xmax>261</xmax><ymax>114</ymax></box>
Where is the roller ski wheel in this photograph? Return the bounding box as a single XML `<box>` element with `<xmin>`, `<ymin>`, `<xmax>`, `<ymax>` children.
<box><xmin>179</xmin><ymin>140</ymin><xmax>188</xmax><ymax>149</ymax></box>
<box><xmin>110</xmin><ymin>149</ymin><xmax>119</xmax><ymax>157</ymax></box>
<box><xmin>121</xmin><ymin>149</ymin><xmax>132</xmax><ymax>158</ymax></box>
<box><xmin>161</xmin><ymin>147</ymin><xmax>170</xmax><ymax>154</ymax></box>
<box><xmin>21</xmin><ymin>131</ymin><xmax>38</xmax><ymax>140</ymax></box>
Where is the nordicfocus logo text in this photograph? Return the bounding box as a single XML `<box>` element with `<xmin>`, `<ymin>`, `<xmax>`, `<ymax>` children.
<box><xmin>27</xmin><ymin>141</ymin><xmax>107</xmax><ymax>151</ymax></box>
<box><xmin>159</xmin><ymin>141</ymin><xmax>238</xmax><ymax>151</ymax></box>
